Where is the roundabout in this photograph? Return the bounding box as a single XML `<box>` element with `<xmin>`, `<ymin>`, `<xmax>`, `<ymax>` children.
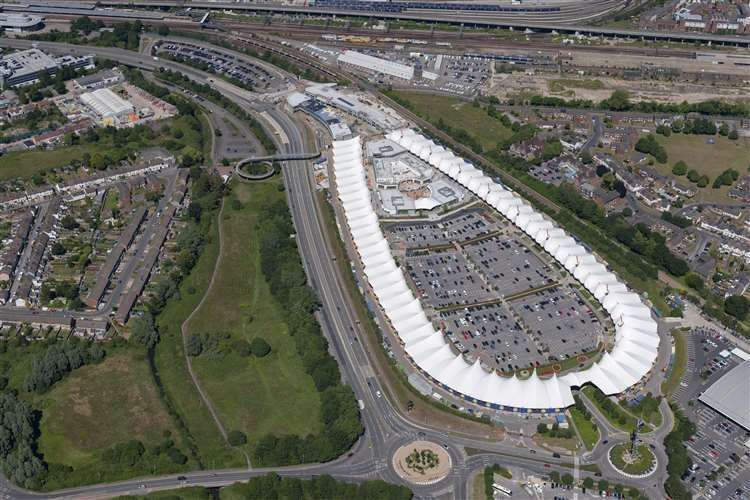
<box><xmin>608</xmin><ymin>443</ymin><xmax>657</xmax><ymax>478</ymax></box>
<box><xmin>392</xmin><ymin>440</ymin><xmax>452</xmax><ymax>485</ymax></box>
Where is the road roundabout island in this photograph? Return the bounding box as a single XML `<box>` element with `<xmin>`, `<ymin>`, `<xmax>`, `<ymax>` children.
<box><xmin>607</xmin><ymin>443</ymin><xmax>657</xmax><ymax>478</ymax></box>
<box><xmin>392</xmin><ymin>440</ymin><xmax>452</xmax><ymax>485</ymax></box>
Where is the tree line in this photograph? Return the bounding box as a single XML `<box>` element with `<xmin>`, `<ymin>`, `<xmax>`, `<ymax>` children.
<box><xmin>253</xmin><ymin>198</ymin><xmax>363</xmax><ymax>466</ymax></box>
<box><xmin>527</xmin><ymin>90</ymin><xmax>749</xmax><ymax>118</ymax></box>
<box><xmin>24</xmin><ymin>340</ymin><xmax>105</xmax><ymax>394</ymax></box>
<box><xmin>221</xmin><ymin>472</ymin><xmax>412</xmax><ymax>499</ymax></box>
<box><xmin>663</xmin><ymin>404</ymin><xmax>696</xmax><ymax>500</ymax></box>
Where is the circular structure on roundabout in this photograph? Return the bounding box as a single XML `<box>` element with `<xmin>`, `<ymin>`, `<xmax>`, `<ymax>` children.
<box><xmin>392</xmin><ymin>440</ymin><xmax>452</xmax><ymax>485</ymax></box>
<box><xmin>608</xmin><ymin>443</ymin><xmax>657</xmax><ymax>478</ymax></box>
<box><xmin>235</xmin><ymin>159</ymin><xmax>276</xmax><ymax>181</ymax></box>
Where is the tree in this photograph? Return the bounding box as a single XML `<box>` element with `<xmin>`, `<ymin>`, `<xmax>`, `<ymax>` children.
<box><xmin>685</xmin><ymin>273</ymin><xmax>703</xmax><ymax>291</ymax></box>
<box><xmin>561</xmin><ymin>473</ymin><xmax>574</xmax><ymax>487</ymax></box>
<box><xmin>687</xmin><ymin>169</ymin><xmax>700</xmax><ymax>183</ymax></box>
<box><xmin>130</xmin><ymin>313</ymin><xmax>159</xmax><ymax>349</ymax></box>
<box><xmin>724</xmin><ymin>295</ymin><xmax>749</xmax><ymax>321</ymax></box>
<box><xmin>604</xmin><ymin>90</ymin><xmax>631</xmax><ymax>111</ymax></box>
<box><xmin>91</xmin><ymin>153</ymin><xmax>106</xmax><ymax>170</ymax></box>
<box><xmin>50</xmin><ymin>242</ymin><xmax>66</xmax><ymax>256</ymax></box>
<box><xmin>157</xmin><ymin>24</ymin><xmax>170</xmax><ymax>36</ymax></box>
<box><xmin>60</xmin><ymin>215</ymin><xmax>79</xmax><ymax>230</ymax></box>
<box><xmin>228</xmin><ymin>430</ymin><xmax>248</xmax><ymax>446</ymax></box>
<box><xmin>728</xmin><ymin>129</ymin><xmax>738</xmax><ymax>140</ymax></box>
<box><xmin>671</xmin><ymin>161</ymin><xmax>688</xmax><ymax>176</ymax></box>
<box><xmin>583</xmin><ymin>477</ymin><xmax>594</xmax><ymax>490</ymax></box>
<box><xmin>250</xmin><ymin>337</ymin><xmax>271</xmax><ymax>357</ymax></box>
<box><xmin>696</xmin><ymin>175</ymin><xmax>709</xmax><ymax>188</ymax></box>
<box><xmin>537</xmin><ymin>423</ymin><xmax>548</xmax><ymax>434</ymax></box>
<box><xmin>549</xmin><ymin>470</ymin><xmax>561</xmax><ymax>483</ymax></box>
<box><xmin>719</xmin><ymin>123</ymin><xmax>730</xmax><ymax>136</ymax></box>
<box><xmin>598</xmin><ymin>479</ymin><xmax>609</xmax><ymax>492</ymax></box>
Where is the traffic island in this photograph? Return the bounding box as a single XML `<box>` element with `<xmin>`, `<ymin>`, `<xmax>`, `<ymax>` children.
<box><xmin>392</xmin><ymin>440</ymin><xmax>451</xmax><ymax>485</ymax></box>
<box><xmin>608</xmin><ymin>443</ymin><xmax>657</xmax><ymax>478</ymax></box>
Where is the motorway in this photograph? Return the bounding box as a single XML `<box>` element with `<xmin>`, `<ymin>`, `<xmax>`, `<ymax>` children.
<box><xmin>0</xmin><ymin>37</ymin><xmax>672</xmax><ymax>499</ymax></box>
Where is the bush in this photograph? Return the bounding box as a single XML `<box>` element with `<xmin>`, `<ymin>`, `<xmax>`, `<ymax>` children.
<box><xmin>185</xmin><ymin>334</ymin><xmax>203</xmax><ymax>357</ymax></box>
<box><xmin>228</xmin><ymin>430</ymin><xmax>248</xmax><ymax>446</ymax></box>
<box><xmin>249</xmin><ymin>337</ymin><xmax>271</xmax><ymax>357</ymax></box>
<box><xmin>167</xmin><ymin>447</ymin><xmax>188</xmax><ymax>465</ymax></box>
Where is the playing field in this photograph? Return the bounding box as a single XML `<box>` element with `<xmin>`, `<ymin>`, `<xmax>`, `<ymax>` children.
<box><xmin>187</xmin><ymin>179</ymin><xmax>322</xmax><ymax>451</ymax></box>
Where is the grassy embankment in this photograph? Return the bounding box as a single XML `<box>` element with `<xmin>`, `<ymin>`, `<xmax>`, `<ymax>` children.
<box><xmin>569</xmin><ymin>407</ymin><xmax>600</xmax><ymax>451</ymax></box>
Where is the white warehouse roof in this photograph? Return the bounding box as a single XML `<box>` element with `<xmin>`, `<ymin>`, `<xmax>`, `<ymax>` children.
<box><xmin>80</xmin><ymin>87</ymin><xmax>134</xmax><ymax>118</ymax></box>
<box><xmin>337</xmin><ymin>50</ymin><xmax>414</xmax><ymax>81</ymax></box>
<box><xmin>332</xmin><ymin>130</ymin><xmax>660</xmax><ymax>411</ymax></box>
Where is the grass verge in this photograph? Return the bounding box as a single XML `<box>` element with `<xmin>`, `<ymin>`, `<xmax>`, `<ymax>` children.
<box><xmin>662</xmin><ymin>329</ymin><xmax>688</xmax><ymax>397</ymax></box>
<box><xmin>569</xmin><ymin>407</ymin><xmax>599</xmax><ymax>451</ymax></box>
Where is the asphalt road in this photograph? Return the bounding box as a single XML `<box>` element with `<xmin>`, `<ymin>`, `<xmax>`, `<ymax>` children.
<box><xmin>0</xmin><ymin>37</ymin><xmax>673</xmax><ymax>499</ymax></box>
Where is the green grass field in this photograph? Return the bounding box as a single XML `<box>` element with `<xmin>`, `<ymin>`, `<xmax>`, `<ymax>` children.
<box><xmin>569</xmin><ymin>407</ymin><xmax>599</xmax><ymax>451</ymax></box>
<box><xmin>37</xmin><ymin>348</ymin><xmax>178</xmax><ymax>468</ymax></box>
<box><xmin>389</xmin><ymin>91</ymin><xmax>512</xmax><ymax>151</ymax></box>
<box><xmin>662</xmin><ymin>329</ymin><xmax>688</xmax><ymax>397</ymax></box>
<box><xmin>153</xmin><ymin>214</ymin><xmax>243</xmax><ymax>468</ymax></box>
<box><xmin>0</xmin><ymin>145</ymin><xmax>108</xmax><ymax>182</ymax></box>
<box><xmin>654</xmin><ymin>134</ymin><xmax>750</xmax><ymax>204</ymax></box>
<box><xmin>188</xmin><ymin>179</ymin><xmax>322</xmax><ymax>450</ymax></box>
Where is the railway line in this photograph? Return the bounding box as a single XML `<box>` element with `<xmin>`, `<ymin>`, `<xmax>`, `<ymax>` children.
<box><xmin>211</xmin><ymin>20</ymin><xmax>700</xmax><ymax>58</ymax></box>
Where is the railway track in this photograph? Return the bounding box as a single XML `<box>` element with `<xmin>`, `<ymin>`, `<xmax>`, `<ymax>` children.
<box><xmin>215</xmin><ymin>20</ymin><xmax>698</xmax><ymax>58</ymax></box>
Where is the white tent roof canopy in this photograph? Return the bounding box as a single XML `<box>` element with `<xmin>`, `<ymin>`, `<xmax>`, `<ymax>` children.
<box><xmin>331</xmin><ymin>131</ymin><xmax>659</xmax><ymax>410</ymax></box>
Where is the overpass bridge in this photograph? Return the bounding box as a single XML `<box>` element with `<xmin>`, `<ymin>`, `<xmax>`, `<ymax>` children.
<box><xmin>234</xmin><ymin>151</ymin><xmax>321</xmax><ymax>180</ymax></box>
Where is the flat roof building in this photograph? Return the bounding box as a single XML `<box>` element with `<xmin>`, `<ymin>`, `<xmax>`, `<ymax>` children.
<box><xmin>699</xmin><ymin>360</ymin><xmax>750</xmax><ymax>431</ymax></box>
<box><xmin>0</xmin><ymin>49</ymin><xmax>57</xmax><ymax>88</ymax></box>
<box><xmin>0</xmin><ymin>49</ymin><xmax>94</xmax><ymax>88</ymax></box>
<box><xmin>0</xmin><ymin>13</ymin><xmax>44</xmax><ymax>31</ymax></box>
<box><xmin>337</xmin><ymin>50</ymin><xmax>414</xmax><ymax>81</ymax></box>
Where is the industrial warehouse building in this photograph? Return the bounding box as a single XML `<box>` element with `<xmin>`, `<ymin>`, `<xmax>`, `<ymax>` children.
<box><xmin>699</xmin><ymin>360</ymin><xmax>750</xmax><ymax>431</ymax></box>
<box><xmin>331</xmin><ymin>129</ymin><xmax>660</xmax><ymax>411</ymax></box>
<box><xmin>80</xmin><ymin>88</ymin><xmax>135</xmax><ymax>119</ymax></box>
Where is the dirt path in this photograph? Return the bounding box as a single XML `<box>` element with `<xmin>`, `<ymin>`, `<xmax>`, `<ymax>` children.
<box><xmin>179</xmin><ymin>196</ymin><xmax>253</xmax><ymax>469</ymax></box>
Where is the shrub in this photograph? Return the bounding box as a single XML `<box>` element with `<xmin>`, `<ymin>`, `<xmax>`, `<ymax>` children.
<box><xmin>228</xmin><ymin>430</ymin><xmax>248</xmax><ymax>446</ymax></box>
<box><xmin>250</xmin><ymin>337</ymin><xmax>271</xmax><ymax>357</ymax></box>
